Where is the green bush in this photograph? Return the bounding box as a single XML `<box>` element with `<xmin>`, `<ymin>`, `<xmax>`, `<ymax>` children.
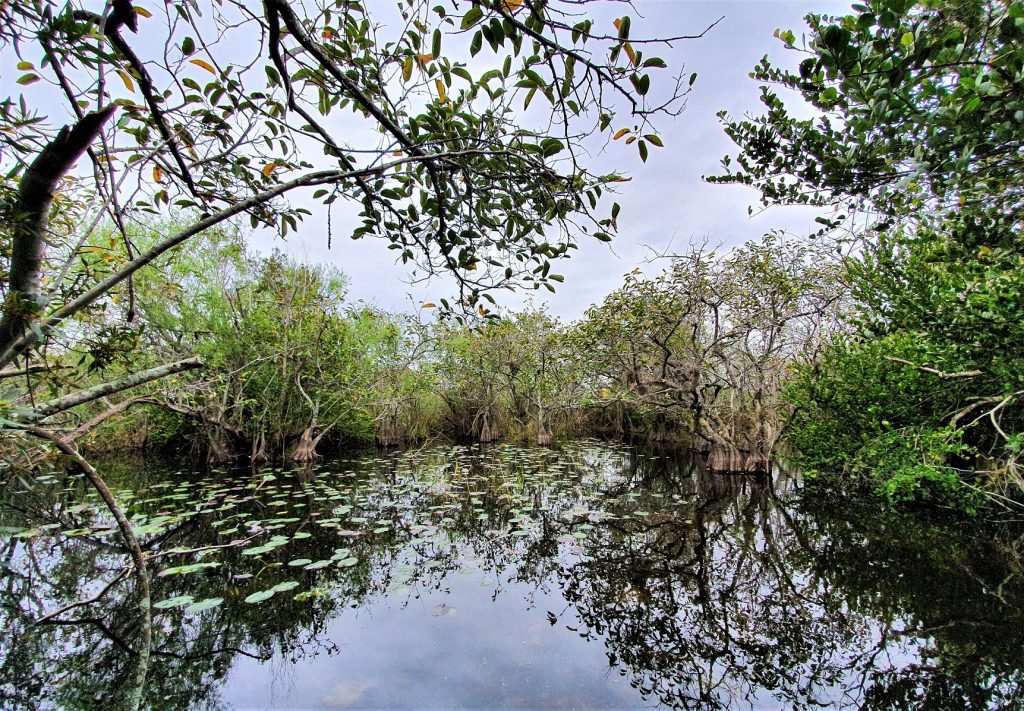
<box><xmin>785</xmin><ymin>334</ymin><xmax>985</xmax><ymax>512</ymax></box>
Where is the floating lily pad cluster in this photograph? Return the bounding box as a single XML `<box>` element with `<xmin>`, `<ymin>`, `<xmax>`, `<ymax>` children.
<box><xmin>4</xmin><ymin>442</ymin><xmax>696</xmax><ymax>615</ymax></box>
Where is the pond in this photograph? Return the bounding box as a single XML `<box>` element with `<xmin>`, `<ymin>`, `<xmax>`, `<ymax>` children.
<box><xmin>2</xmin><ymin>441</ymin><xmax>1023</xmax><ymax>710</ymax></box>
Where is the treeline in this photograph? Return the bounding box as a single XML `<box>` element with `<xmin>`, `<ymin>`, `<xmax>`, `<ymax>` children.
<box><xmin>5</xmin><ymin>0</ymin><xmax>1024</xmax><ymax>518</ymax></box>
<box><xmin>7</xmin><ymin>224</ymin><xmax>846</xmax><ymax>474</ymax></box>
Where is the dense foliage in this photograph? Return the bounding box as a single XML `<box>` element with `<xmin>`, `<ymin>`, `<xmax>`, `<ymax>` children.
<box><xmin>45</xmin><ymin>227</ymin><xmax>838</xmax><ymax>470</ymax></box>
<box><xmin>713</xmin><ymin>0</ymin><xmax>1024</xmax><ymax>511</ymax></box>
<box><xmin>574</xmin><ymin>235</ymin><xmax>847</xmax><ymax>458</ymax></box>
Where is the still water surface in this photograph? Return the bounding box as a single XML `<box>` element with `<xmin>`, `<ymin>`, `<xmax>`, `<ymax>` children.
<box><xmin>2</xmin><ymin>441</ymin><xmax>1023</xmax><ymax>709</ymax></box>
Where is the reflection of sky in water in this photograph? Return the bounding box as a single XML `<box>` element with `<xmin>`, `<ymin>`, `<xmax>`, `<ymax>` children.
<box><xmin>225</xmin><ymin>565</ymin><xmax>646</xmax><ymax>709</ymax></box>
<box><xmin>3</xmin><ymin>442</ymin><xmax>1023</xmax><ymax>710</ymax></box>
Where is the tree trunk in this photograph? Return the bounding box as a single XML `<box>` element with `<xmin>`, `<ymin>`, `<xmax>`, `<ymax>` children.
<box><xmin>290</xmin><ymin>424</ymin><xmax>319</xmax><ymax>462</ymax></box>
<box><xmin>207</xmin><ymin>428</ymin><xmax>236</xmax><ymax>465</ymax></box>
<box><xmin>0</xmin><ymin>108</ymin><xmax>115</xmax><ymax>359</ymax></box>
<box><xmin>250</xmin><ymin>430</ymin><xmax>268</xmax><ymax>463</ymax></box>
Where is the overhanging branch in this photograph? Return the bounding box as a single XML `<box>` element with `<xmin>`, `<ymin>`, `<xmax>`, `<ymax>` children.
<box><xmin>14</xmin><ymin>357</ymin><xmax>204</xmax><ymax>423</ymax></box>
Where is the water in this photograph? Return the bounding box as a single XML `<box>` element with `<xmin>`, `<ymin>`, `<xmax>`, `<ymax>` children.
<box><xmin>1</xmin><ymin>441</ymin><xmax>1023</xmax><ymax>709</ymax></box>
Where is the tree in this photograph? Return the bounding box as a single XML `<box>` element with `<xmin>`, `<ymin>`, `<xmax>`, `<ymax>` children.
<box><xmin>432</xmin><ymin>307</ymin><xmax>584</xmax><ymax>443</ymax></box>
<box><xmin>711</xmin><ymin>0</ymin><xmax>1024</xmax><ymax>507</ymax></box>
<box><xmin>131</xmin><ymin>227</ymin><xmax>388</xmax><ymax>461</ymax></box>
<box><xmin>0</xmin><ymin>0</ymin><xmax>706</xmax><ymax>373</ymax></box>
<box><xmin>574</xmin><ymin>234</ymin><xmax>847</xmax><ymax>465</ymax></box>
<box><xmin>709</xmin><ymin>0</ymin><xmax>1024</xmax><ymax>221</ymax></box>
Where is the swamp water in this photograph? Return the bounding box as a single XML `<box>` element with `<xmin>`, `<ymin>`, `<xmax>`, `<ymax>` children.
<box><xmin>1</xmin><ymin>441</ymin><xmax>1023</xmax><ymax>710</ymax></box>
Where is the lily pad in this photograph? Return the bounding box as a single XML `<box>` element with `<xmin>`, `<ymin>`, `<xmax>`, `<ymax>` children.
<box><xmin>158</xmin><ymin>562</ymin><xmax>220</xmax><ymax>577</ymax></box>
<box><xmin>184</xmin><ymin>597</ymin><xmax>224</xmax><ymax>613</ymax></box>
<box><xmin>154</xmin><ymin>595</ymin><xmax>194</xmax><ymax>609</ymax></box>
<box><xmin>244</xmin><ymin>589</ymin><xmax>276</xmax><ymax>604</ymax></box>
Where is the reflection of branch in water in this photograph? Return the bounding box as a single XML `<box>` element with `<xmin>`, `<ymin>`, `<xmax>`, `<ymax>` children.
<box><xmin>549</xmin><ymin>465</ymin><xmax>882</xmax><ymax>709</ymax></box>
<box><xmin>7</xmin><ymin>443</ymin><xmax>1024</xmax><ymax>709</ymax></box>
<box><xmin>34</xmin><ymin>567</ymin><xmax>132</xmax><ymax>625</ymax></box>
<box><xmin>17</xmin><ymin>427</ymin><xmax>152</xmax><ymax>711</ymax></box>
<box><xmin>39</xmin><ymin>616</ymin><xmax>135</xmax><ymax>656</ymax></box>
<box><xmin>152</xmin><ymin>647</ymin><xmax>271</xmax><ymax>662</ymax></box>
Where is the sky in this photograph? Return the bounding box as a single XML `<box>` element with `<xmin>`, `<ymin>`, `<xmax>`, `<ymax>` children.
<box><xmin>247</xmin><ymin>1</ymin><xmax>848</xmax><ymax>320</ymax></box>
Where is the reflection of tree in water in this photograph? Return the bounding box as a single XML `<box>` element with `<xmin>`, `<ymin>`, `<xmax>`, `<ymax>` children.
<box><xmin>550</xmin><ymin>456</ymin><xmax>1024</xmax><ymax>709</ymax></box>
<box><xmin>2</xmin><ymin>485</ymin><xmax>355</xmax><ymax>709</ymax></box>
<box><xmin>0</xmin><ymin>445</ymin><xmax>599</xmax><ymax>708</ymax></box>
<box><xmin>2</xmin><ymin>444</ymin><xmax>1023</xmax><ymax>709</ymax></box>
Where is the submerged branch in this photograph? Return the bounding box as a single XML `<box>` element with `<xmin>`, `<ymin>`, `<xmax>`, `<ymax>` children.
<box><xmin>22</xmin><ymin>426</ymin><xmax>152</xmax><ymax>711</ymax></box>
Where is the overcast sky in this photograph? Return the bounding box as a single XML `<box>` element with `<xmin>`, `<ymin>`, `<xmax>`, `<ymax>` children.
<box><xmin>252</xmin><ymin>0</ymin><xmax>849</xmax><ymax>320</ymax></box>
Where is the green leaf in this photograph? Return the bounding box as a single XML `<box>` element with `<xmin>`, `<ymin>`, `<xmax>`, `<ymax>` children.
<box><xmin>540</xmin><ymin>138</ymin><xmax>564</xmax><ymax>157</ymax></box>
<box><xmin>524</xmin><ymin>86</ymin><xmax>537</xmax><ymax>110</ymax></box>
<box><xmin>616</xmin><ymin>16</ymin><xmax>631</xmax><ymax>41</ymax></box>
<box><xmin>461</xmin><ymin>7</ymin><xmax>484</xmax><ymax>30</ymax></box>
<box><xmin>432</xmin><ymin>29</ymin><xmax>442</xmax><ymax>59</ymax></box>
<box><xmin>154</xmin><ymin>595</ymin><xmax>194</xmax><ymax>609</ymax></box>
<box><xmin>158</xmin><ymin>562</ymin><xmax>220</xmax><ymax>577</ymax></box>
<box><xmin>244</xmin><ymin>589</ymin><xmax>276</xmax><ymax>604</ymax></box>
<box><xmin>184</xmin><ymin>597</ymin><xmax>224</xmax><ymax>613</ymax></box>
